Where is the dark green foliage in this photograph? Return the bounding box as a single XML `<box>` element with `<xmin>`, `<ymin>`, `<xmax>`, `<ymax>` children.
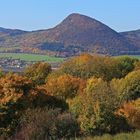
<box><xmin>112</xmin><ymin>70</ymin><xmax>140</xmax><ymax>103</ymax></box>
<box><xmin>0</xmin><ymin>69</ymin><xmax>3</xmax><ymax>78</ymax></box>
<box><xmin>116</xmin><ymin>56</ymin><xmax>138</xmax><ymax>77</ymax></box>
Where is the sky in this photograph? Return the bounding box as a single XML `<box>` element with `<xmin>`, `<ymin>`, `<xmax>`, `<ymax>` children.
<box><xmin>0</xmin><ymin>0</ymin><xmax>140</xmax><ymax>32</ymax></box>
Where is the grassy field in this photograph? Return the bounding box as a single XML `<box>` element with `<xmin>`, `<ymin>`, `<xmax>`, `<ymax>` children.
<box><xmin>0</xmin><ymin>46</ymin><xmax>20</xmax><ymax>51</ymax></box>
<box><xmin>0</xmin><ymin>53</ymin><xmax>64</xmax><ymax>62</ymax></box>
<box><xmin>0</xmin><ymin>53</ymin><xmax>140</xmax><ymax>63</ymax></box>
<box><xmin>77</xmin><ymin>131</ymin><xmax>140</xmax><ymax>140</ymax></box>
<box><xmin>116</xmin><ymin>55</ymin><xmax>140</xmax><ymax>60</ymax></box>
<box><xmin>129</xmin><ymin>55</ymin><xmax>140</xmax><ymax>59</ymax></box>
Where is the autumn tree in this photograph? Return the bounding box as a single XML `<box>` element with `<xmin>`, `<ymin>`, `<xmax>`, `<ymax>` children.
<box><xmin>115</xmin><ymin>56</ymin><xmax>138</xmax><ymax>77</ymax></box>
<box><xmin>0</xmin><ymin>73</ymin><xmax>68</xmax><ymax>137</ymax></box>
<box><xmin>59</xmin><ymin>54</ymin><xmax>136</xmax><ymax>81</ymax></box>
<box><xmin>0</xmin><ymin>73</ymin><xmax>33</xmax><ymax>136</ymax></box>
<box><xmin>117</xmin><ymin>98</ymin><xmax>140</xmax><ymax>130</ymax></box>
<box><xmin>68</xmin><ymin>77</ymin><xmax>125</xmax><ymax>135</ymax></box>
<box><xmin>59</xmin><ymin>53</ymin><xmax>94</xmax><ymax>79</ymax></box>
<box><xmin>25</xmin><ymin>62</ymin><xmax>52</xmax><ymax>85</ymax></box>
<box><xmin>111</xmin><ymin>70</ymin><xmax>140</xmax><ymax>104</ymax></box>
<box><xmin>134</xmin><ymin>60</ymin><xmax>140</xmax><ymax>71</ymax></box>
<box><xmin>46</xmin><ymin>74</ymin><xmax>85</xmax><ymax>100</ymax></box>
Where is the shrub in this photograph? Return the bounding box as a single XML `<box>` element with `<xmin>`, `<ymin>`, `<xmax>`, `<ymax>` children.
<box><xmin>13</xmin><ymin>108</ymin><xmax>79</xmax><ymax>140</ymax></box>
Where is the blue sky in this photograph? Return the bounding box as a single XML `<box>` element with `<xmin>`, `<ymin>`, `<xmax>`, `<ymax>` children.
<box><xmin>0</xmin><ymin>0</ymin><xmax>140</xmax><ymax>32</ymax></box>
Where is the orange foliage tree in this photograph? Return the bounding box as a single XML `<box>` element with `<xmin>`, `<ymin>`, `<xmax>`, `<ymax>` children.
<box><xmin>46</xmin><ymin>74</ymin><xmax>85</xmax><ymax>100</ymax></box>
<box><xmin>0</xmin><ymin>73</ymin><xmax>68</xmax><ymax>137</ymax></box>
<box><xmin>117</xmin><ymin>98</ymin><xmax>140</xmax><ymax>130</ymax></box>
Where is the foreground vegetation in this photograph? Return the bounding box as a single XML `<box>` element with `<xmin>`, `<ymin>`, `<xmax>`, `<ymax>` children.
<box><xmin>1</xmin><ymin>54</ymin><xmax>140</xmax><ymax>139</ymax></box>
<box><xmin>78</xmin><ymin>131</ymin><xmax>140</xmax><ymax>140</ymax></box>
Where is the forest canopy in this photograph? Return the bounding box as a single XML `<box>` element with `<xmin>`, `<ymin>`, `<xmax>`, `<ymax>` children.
<box><xmin>1</xmin><ymin>54</ymin><xmax>140</xmax><ymax>139</ymax></box>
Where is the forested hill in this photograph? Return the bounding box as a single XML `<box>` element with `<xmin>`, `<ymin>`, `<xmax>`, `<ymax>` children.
<box><xmin>0</xmin><ymin>13</ymin><xmax>140</xmax><ymax>56</ymax></box>
<box><xmin>121</xmin><ymin>29</ymin><xmax>140</xmax><ymax>50</ymax></box>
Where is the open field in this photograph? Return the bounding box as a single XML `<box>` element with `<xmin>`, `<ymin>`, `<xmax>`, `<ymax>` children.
<box><xmin>0</xmin><ymin>53</ymin><xmax>140</xmax><ymax>62</ymax></box>
<box><xmin>0</xmin><ymin>46</ymin><xmax>20</xmax><ymax>52</ymax></box>
<box><xmin>77</xmin><ymin>131</ymin><xmax>140</xmax><ymax>140</ymax></box>
<box><xmin>129</xmin><ymin>55</ymin><xmax>140</xmax><ymax>59</ymax></box>
<box><xmin>0</xmin><ymin>53</ymin><xmax>64</xmax><ymax>62</ymax></box>
<box><xmin>116</xmin><ymin>55</ymin><xmax>140</xmax><ymax>60</ymax></box>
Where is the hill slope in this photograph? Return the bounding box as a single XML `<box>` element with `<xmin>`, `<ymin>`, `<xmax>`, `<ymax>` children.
<box><xmin>121</xmin><ymin>29</ymin><xmax>140</xmax><ymax>50</ymax></box>
<box><xmin>0</xmin><ymin>13</ymin><xmax>139</xmax><ymax>56</ymax></box>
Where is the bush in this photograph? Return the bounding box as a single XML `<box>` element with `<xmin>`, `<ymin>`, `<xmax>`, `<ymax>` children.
<box><xmin>13</xmin><ymin>108</ymin><xmax>80</xmax><ymax>140</ymax></box>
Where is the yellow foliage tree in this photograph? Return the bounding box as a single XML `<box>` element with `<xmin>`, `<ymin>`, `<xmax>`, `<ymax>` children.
<box><xmin>25</xmin><ymin>62</ymin><xmax>52</xmax><ymax>85</ymax></box>
<box><xmin>111</xmin><ymin>70</ymin><xmax>140</xmax><ymax>104</ymax></box>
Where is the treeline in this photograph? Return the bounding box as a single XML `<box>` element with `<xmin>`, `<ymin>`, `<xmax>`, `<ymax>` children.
<box><xmin>1</xmin><ymin>54</ymin><xmax>140</xmax><ymax>139</ymax></box>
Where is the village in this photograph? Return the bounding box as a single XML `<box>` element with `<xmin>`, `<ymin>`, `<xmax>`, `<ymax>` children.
<box><xmin>0</xmin><ymin>57</ymin><xmax>60</xmax><ymax>72</ymax></box>
<box><xmin>0</xmin><ymin>57</ymin><xmax>31</xmax><ymax>72</ymax></box>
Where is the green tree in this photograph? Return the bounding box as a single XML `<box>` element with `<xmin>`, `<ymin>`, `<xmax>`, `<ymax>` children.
<box><xmin>25</xmin><ymin>62</ymin><xmax>52</xmax><ymax>85</ymax></box>
<box><xmin>69</xmin><ymin>77</ymin><xmax>125</xmax><ymax>135</ymax></box>
<box><xmin>0</xmin><ymin>68</ymin><xmax>3</xmax><ymax>78</ymax></box>
<box><xmin>111</xmin><ymin>70</ymin><xmax>140</xmax><ymax>103</ymax></box>
<box><xmin>115</xmin><ymin>56</ymin><xmax>138</xmax><ymax>77</ymax></box>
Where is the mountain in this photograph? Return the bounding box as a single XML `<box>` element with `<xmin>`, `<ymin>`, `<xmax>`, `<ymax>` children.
<box><xmin>121</xmin><ymin>29</ymin><xmax>140</xmax><ymax>49</ymax></box>
<box><xmin>0</xmin><ymin>13</ymin><xmax>139</xmax><ymax>56</ymax></box>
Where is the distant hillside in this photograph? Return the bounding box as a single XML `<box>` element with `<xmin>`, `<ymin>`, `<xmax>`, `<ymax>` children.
<box><xmin>0</xmin><ymin>27</ymin><xmax>27</xmax><ymax>36</ymax></box>
<box><xmin>121</xmin><ymin>29</ymin><xmax>140</xmax><ymax>50</ymax></box>
<box><xmin>0</xmin><ymin>13</ymin><xmax>139</xmax><ymax>56</ymax></box>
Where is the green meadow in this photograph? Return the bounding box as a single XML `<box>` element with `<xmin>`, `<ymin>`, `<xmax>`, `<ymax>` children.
<box><xmin>0</xmin><ymin>53</ymin><xmax>64</xmax><ymax>62</ymax></box>
<box><xmin>116</xmin><ymin>55</ymin><xmax>140</xmax><ymax>60</ymax></box>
